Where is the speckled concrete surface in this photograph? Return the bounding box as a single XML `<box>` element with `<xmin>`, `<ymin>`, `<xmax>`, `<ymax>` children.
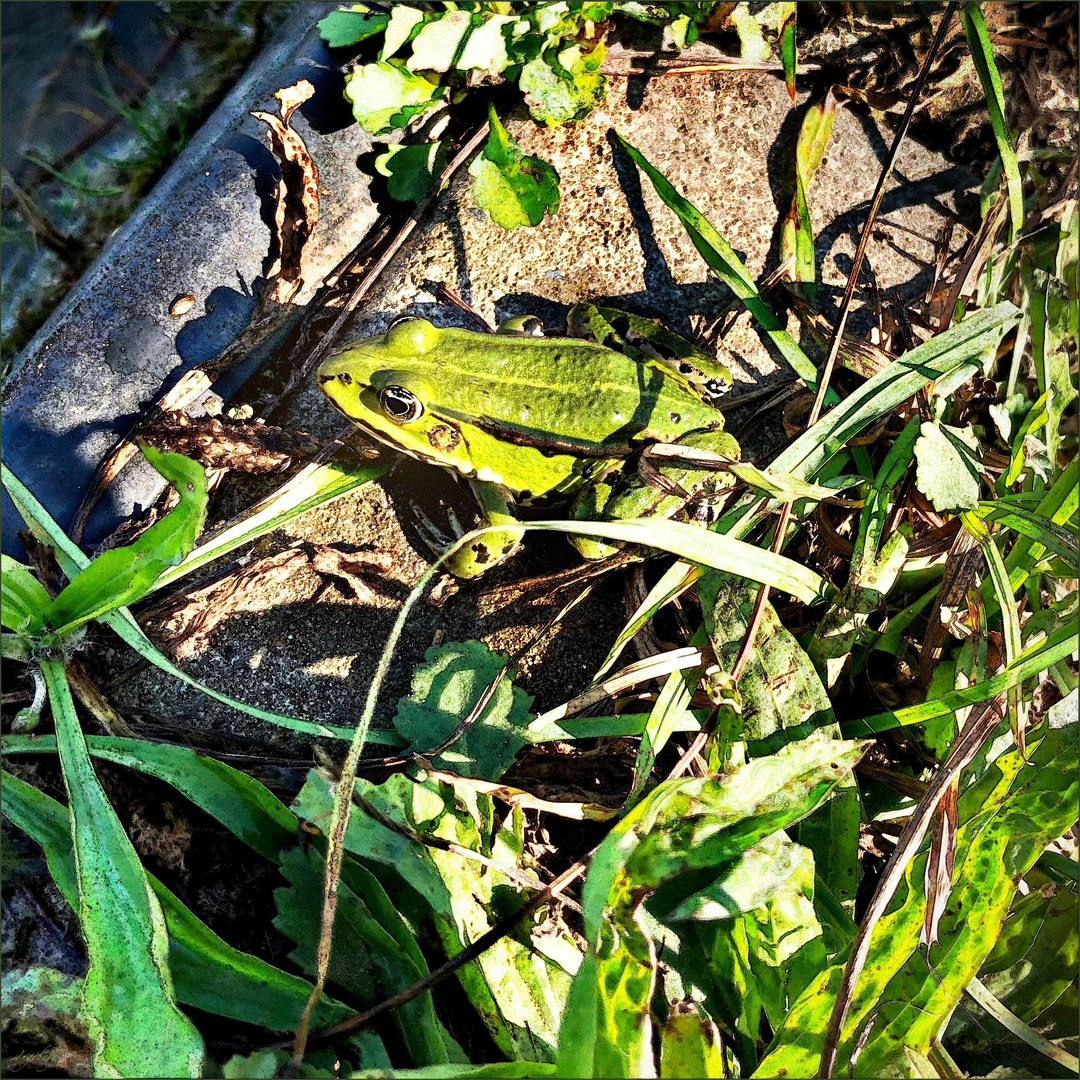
<box><xmin>13</xmin><ymin>48</ymin><xmax>978</xmax><ymax>750</ymax></box>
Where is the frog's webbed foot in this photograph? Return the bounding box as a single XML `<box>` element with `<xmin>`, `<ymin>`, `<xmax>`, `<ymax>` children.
<box><xmin>407</xmin><ymin>497</ymin><xmax>467</xmax><ymax>557</ymax></box>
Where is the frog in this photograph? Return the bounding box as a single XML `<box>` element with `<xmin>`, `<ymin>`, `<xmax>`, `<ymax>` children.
<box><xmin>316</xmin><ymin>303</ymin><xmax>740</xmax><ymax>578</ymax></box>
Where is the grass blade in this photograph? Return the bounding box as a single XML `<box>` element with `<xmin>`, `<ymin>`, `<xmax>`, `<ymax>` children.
<box><xmin>2</xmin><ymin>734</ymin><xmax>298</xmax><ymax>862</ymax></box>
<box><xmin>769</xmin><ymin>302</ymin><xmax>1021</xmax><ymax>483</ymax></box>
<box><xmin>149</xmin><ymin>457</ymin><xmax>387</xmax><ymax>595</ymax></box>
<box><xmin>613</xmin><ymin>133</ymin><xmax>822</xmax><ymax>389</ymax></box>
<box><xmin>961</xmin><ymin>3</ymin><xmax>1023</xmax><ymax>238</ymax></box>
<box><xmin>842</xmin><ymin>618</ymin><xmax>1078</xmax><ymax>735</ymax></box>
<box><xmin>527</xmin><ymin>518</ymin><xmax>830</xmax><ymax>604</ymax></box>
<box><xmin>38</xmin><ymin>657</ymin><xmax>205</xmax><ymax>1077</ymax></box>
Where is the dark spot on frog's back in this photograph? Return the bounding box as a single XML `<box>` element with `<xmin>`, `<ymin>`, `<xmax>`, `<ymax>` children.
<box><xmin>427</xmin><ymin>424</ymin><xmax>461</xmax><ymax>452</ymax></box>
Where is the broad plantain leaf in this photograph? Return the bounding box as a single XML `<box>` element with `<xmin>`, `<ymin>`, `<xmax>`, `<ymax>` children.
<box><xmin>392</xmin><ymin>639</ymin><xmax>534</xmax><ymax>781</ymax></box>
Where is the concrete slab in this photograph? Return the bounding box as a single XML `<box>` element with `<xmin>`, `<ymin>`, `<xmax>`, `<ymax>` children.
<box><xmin>4</xmin><ymin>29</ymin><xmax>978</xmax><ymax>739</ymax></box>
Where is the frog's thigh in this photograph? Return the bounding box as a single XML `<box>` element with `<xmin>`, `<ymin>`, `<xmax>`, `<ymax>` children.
<box><xmin>445</xmin><ymin>480</ymin><xmax>525</xmax><ymax>578</ymax></box>
<box><xmin>568</xmin><ymin>431</ymin><xmax>738</xmax><ymax>561</ymax></box>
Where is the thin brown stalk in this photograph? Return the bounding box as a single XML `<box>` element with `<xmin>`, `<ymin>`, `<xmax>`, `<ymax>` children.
<box><xmin>276</xmin><ymin>852</ymin><xmax>592</xmax><ymax>1049</ymax></box>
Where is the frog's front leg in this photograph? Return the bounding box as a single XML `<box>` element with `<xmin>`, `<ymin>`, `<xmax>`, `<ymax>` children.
<box><xmin>444</xmin><ymin>480</ymin><xmax>526</xmax><ymax>578</ymax></box>
<box><xmin>568</xmin><ymin>430</ymin><xmax>740</xmax><ymax>561</ymax></box>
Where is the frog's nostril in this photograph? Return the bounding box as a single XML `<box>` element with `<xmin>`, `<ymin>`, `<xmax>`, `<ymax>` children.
<box><xmin>337</xmin><ymin>372</ymin><xmax>353</xmax><ymax>385</ymax></box>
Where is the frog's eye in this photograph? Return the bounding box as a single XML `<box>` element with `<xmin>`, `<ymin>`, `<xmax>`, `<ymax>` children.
<box><xmin>379</xmin><ymin>385</ymin><xmax>424</xmax><ymax>423</ymax></box>
<box><xmin>385</xmin><ymin>317</ymin><xmax>439</xmax><ymax>355</ymax></box>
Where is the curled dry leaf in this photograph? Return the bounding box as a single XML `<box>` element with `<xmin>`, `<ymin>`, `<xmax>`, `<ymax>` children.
<box><xmin>251</xmin><ymin>79</ymin><xmax>320</xmax><ymax>304</ymax></box>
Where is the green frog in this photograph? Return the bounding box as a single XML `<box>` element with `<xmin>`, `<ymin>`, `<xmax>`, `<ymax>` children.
<box><xmin>317</xmin><ymin>303</ymin><xmax>740</xmax><ymax>577</ymax></box>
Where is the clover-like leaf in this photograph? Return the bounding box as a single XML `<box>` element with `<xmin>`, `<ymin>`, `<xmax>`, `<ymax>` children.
<box><xmin>392</xmin><ymin>639</ymin><xmax>535</xmax><ymax>781</ymax></box>
<box><xmin>375</xmin><ymin>140</ymin><xmax>447</xmax><ymax>202</ymax></box>
<box><xmin>317</xmin><ymin>5</ymin><xmax>389</xmax><ymax>48</ymax></box>
<box><xmin>457</xmin><ymin>13</ymin><xmax>522</xmax><ymax>74</ymax></box>
<box><xmin>469</xmin><ymin>107</ymin><xmax>560</xmax><ymax>229</ymax></box>
<box><xmin>914</xmin><ymin>420</ymin><xmax>983</xmax><ymax>512</ymax></box>
<box><xmin>519</xmin><ymin>42</ymin><xmax>607</xmax><ymax>125</ymax></box>
<box><xmin>406</xmin><ymin>10</ymin><xmax>472</xmax><ymax>73</ymax></box>
<box><xmin>343</xmin><ymin>60</ymin><xmax>443</xmax><ymax>135</ymax></box>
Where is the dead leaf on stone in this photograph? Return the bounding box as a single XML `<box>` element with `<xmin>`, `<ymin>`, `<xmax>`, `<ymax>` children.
<box><xmin>308</xmin><ymin>544</ymin><xmax>394</xmax><ymax>601</ymax></box>
<box><xmin>144</xmin><ymin>546</ymin><xmax>311</xmax><ymax>660</ymax></box>
<box><xmin>251</xmin><ymin>79</ymin><xmax>319</xmax><ymax>304</ymax></box>
<box><xmin>140</xmin><ymin>412</ymin><xmax>322</xmax><ymax>474</ymax></box>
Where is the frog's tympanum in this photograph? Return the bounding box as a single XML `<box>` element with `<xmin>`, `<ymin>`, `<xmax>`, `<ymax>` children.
<box><xmin>317</xmin><ymin>304</ymin><xmax>740</xmax><ymax>577</ymax></box>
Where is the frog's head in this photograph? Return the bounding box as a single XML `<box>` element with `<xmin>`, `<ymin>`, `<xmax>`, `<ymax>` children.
<box><xmin>317</xmin><ymin>318</ymin><xmax>478</xmax><ymax>476</ymax></box>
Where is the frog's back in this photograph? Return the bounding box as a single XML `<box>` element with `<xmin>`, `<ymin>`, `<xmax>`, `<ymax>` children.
<box><xmin>430</xmin><ymin>329</ymin><xmax>722</xmax><ymax>447</ymax></box>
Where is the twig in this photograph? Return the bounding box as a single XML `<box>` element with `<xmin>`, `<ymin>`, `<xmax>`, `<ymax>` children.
<box><xmin>274</xmin><ymin>850</ymin><xmax>594</xmax><ymax>1048</ymax></box>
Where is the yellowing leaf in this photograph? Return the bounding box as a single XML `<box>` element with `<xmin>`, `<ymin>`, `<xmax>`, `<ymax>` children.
<box><xmin>344</xmin><ymin>61</ymin><xmax>443</xmax><ymax>135</ymax></box>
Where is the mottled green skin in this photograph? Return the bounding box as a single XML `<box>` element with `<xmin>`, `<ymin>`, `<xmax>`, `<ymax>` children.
<box><xmin>318</xmin><ymin>305</ymin><xmax>739</xmax><ymax>576</ymax></box>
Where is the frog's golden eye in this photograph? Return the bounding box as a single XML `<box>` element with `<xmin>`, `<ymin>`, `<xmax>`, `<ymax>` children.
<box><xmin>380</xmin><ymin>385</ymin><xmax>423</xmax><ymax>423</ymax></box>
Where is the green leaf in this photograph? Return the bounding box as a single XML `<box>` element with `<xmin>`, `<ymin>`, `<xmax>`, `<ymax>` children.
<box><xmin>3</xmin><ymin>462</ymin><xmax>372</xmax><ymax>742</ymax></box>
<box><xmin>407</xmin><ymin>10</ymin><xmax>472</xmax><ymax>73</ymax></box>
<box><xmin>274</xmin><ymin>843</ymin><xmax>448</xmax><ymax>1066</ymax></box>
<box><xmin>779</xmin><ymin>3</ymin><xmax>797</xmax><ymax>101</ymax></box>
<box><xmin>757</xmin><ymin>723</ymin><xmax>1079</xmax><ymax>1078</ymax></box>
<box><xmin>2</xmin><ymin>733</ymin><xmax>297</xmax><ymax>863</ymax></box>
<box><xmin>150</xmin><ymin>457</ymin><xmax>388</xmax><ymax>596</ymax></box>
<box><xmin>344</xmin><ymin>60</ymin><xmax>443</xmax><ymax>135</ymax></box>
<box><xmin>659</xmin><ymin>1008</ymin><xmax>727</xmax><ymax>1078</ymax></box>
<box><xmin>669</xmin><ymin>837</ymin><xmax>828</xmax><ymax>1074</ymax></box>
<box><xmin>700</xmin><ymin>574</ymin><xmax>836</xmax><ymax>748</ymax></box>
<box><xmin>556</xmin><ymin>732</ymin><xmax>867</xmax><ymax>1078</ymax></box>
<box><xmin>37</xmin><ymin>659</ymin><xmax>205</xmax><ymax>1077</ymax></box>
<box><xmin>392</xmin><ymin>640</ymin><xmax>534</xmax><ymax>781</ymax></box>
<box><xmin>700</xmin><ymin>573</ymin><xmax>861</xmax><ymax>907</ymax></box>
<box><xmin>469</xmin><ymin>106</ymin><xmax>560</xmax><ymax>229</ymax></box>
<box><xmin>317</xmin><ymin>6</ymin><xmax>389</xmax><ymax>48</ymax></box>
<box><xmin>951</xmin><ymin>875</ymin><xmax>1079</xmax><ymax>1044</ymax></box>
<box><xmin>295</xmin><ymin>772</ymin><xmax>574</xmax><ymax>1062</ymax></box>
<box><xmin>44</xmin><ymin>445</ymin><xmax>207</xmax><ymax>635</ymax></box>
<box><xmin>978</xmin><ymin>499</ymin><xmax>1079</xmax><ymax>565</ymax></box>
<box><xmin>1</xmin><ymin>770</ymin><xmax>356</xmax><ymax>1033</ymax></box>
<box><xmin>345</xmin><ymin>1065</ymin><xmax>560</xmax><ymax>1079</ymax></box>
<box><xmin>1</xmin><ymin>554</ymin><xmax>51</xmax><ymax>633</ymax></box>
<box><xmin>913</xmin><ymin>420</ymin><xmax>983</xmax><ymax>512</ymax></box>
<box><xmin>375</xmin><ymin>140</ymin><xmax>448</xmax><ymax>202</ymax></box>
<box><xmin>844</xmin><ymin>618</ymin><xmax>1079</xmax><ymax>735</ymax></box>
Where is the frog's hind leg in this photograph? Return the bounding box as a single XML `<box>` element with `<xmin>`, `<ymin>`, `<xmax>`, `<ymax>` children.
<box><xmin>568</xmin><ymin>430</ymin><xmax>738</xmax><ymax>561</ymax></box>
